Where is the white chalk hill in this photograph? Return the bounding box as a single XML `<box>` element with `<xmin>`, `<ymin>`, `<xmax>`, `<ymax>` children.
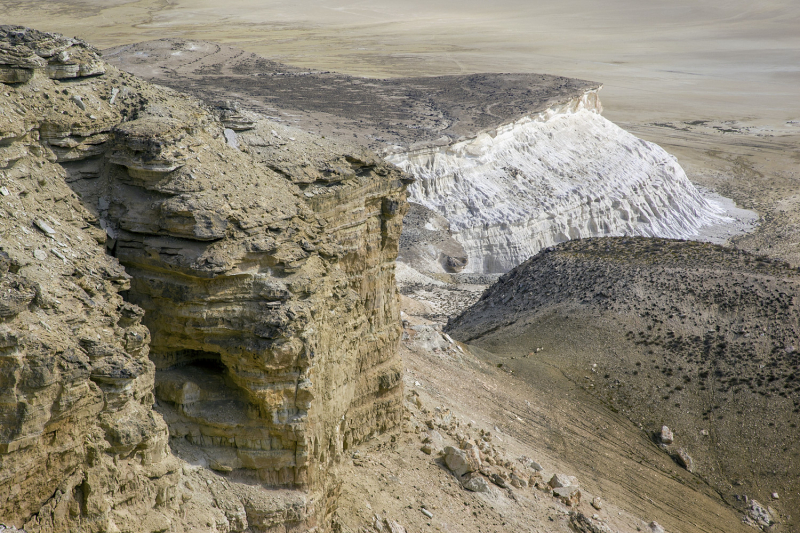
<box><xmin>389</xmin><ymin>92</ymin><xmax>727</xmax><ymax>274</ymax></box>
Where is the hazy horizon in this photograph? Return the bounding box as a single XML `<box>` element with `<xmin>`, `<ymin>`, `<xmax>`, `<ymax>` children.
<box><xmin>5</xmin><ymin>0</ymin><xmax>800</xmax><ymax>126</ymax></box>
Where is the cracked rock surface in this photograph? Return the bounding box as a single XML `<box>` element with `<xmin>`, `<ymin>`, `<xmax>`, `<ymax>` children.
<box><xmin>0</xmin><ymin>26</ymin><xmax>408</xmax><ymax>532</ymax></box>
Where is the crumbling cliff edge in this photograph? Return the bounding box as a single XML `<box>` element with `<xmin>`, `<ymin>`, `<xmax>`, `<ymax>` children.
<box><xmin>102</xmin><ymin>39</ymin><xmax>733</xmax><ymax>276</ymax></box>
<box><xmin>0</xmin><ymin>26</ymin><xmax>409</xmax><ymax>532</ymax></box>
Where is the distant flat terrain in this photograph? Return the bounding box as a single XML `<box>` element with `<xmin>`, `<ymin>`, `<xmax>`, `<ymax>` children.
<box><xmin>7</xmin><ymin>0</ymin><xmax>800</xmax><ymax>127</ymax></box>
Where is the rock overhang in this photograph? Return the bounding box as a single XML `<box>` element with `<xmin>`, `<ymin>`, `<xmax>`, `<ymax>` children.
<box><xmin>0</xmin><ymin>26</ymin><xmax>409</xmax><ymax>532</ymax></box>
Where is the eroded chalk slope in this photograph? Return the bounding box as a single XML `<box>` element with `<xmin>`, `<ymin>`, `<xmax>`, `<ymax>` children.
<box><xmin>390</xmin><ymin>92</ymin><xmax>728</xmax><ymax>273</ymax></box>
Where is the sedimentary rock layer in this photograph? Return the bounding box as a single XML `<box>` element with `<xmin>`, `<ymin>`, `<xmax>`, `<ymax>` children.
<box><xmin>103</xmin><ymin>39</ymin><xmax>730</xmax><ymax>275</ymax></box>
<box><xmin>102</xmin><ymin>39</ymin><xmax>599</xmax><ymax>155</ymax></box>
<box><xmin>0</xmin><ymin>28</ymin><xmax>173</xmax><ymax>532</ymax></box>
<box><xmin>389</xmin><ymin>92</ymin><xmax>729</xmax><ymax>273</ymax></box>
<box><xmin>0</xmin><ymin>25</ymin><xmax>407</xmax><ymax>532</ymax></box>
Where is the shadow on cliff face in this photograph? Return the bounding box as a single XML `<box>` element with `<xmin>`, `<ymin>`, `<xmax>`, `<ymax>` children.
<box><xmin>0</xmin><ymin>25</ymin><xmax>410</xmax><ymax>532</ymax></box>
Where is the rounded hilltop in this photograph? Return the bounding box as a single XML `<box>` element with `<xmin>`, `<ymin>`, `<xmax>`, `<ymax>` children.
<box><xmin>448</xmin><ymin>236</ymin><xmax>799</xmax><ymax>530</ymax></box>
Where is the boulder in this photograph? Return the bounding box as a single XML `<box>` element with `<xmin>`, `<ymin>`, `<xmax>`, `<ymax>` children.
<box><xmin>519</xmin><ymin>456</ymin><xmax>544</xmax><ymax>471</ymax></box>
<box><xmin>423</xmin><ymin>429</ymin><xmax>445</xmax><ymax>454</ymax></box>
<box><xmin>674</xmin><ymin>448</ymin><xmax>694</xmax><ymax>472</ymax></box>
<box><xmin>0</xmin><ymin>41</ymin><xmax>45</xmax><ymax>83</ymax></box>
<box><xmin>444</xmin><ymin>445</ymin><xmax>480</xmax><ymax>477</ymax></box>
<box><xmin>553</xmin><ymin>485</ymin><xmax>581</xmax><ymax>507</ymax></box>
<box><xmin>490</xmin><ymin>473</ymin><xmax>507</xmax><ymax>488</ymax></box>
<box><xmin>660</xmin><ymin>426</ymin><xmax>674</xmax><ymax>445</ymax></box>
<box><xmin>217</xmin><ymin>101</ymin><xmax>257</xmax><ymax>131</ymax></box>
<box><xmin>569</xmin><ymin>512</ymin><xmax>616</xmax><ymax>533</ymax></box>
<box><xmin>461</xmin><ymin>473</ymin><xmax>490</xmax><ymax>493</ymax></box>
<box><xmin>510</xmin><ymin>472</ymin><xmax>528</xmax><ymax>488</ymax></box>
<box><xmin>549</xmin><ymin>473</ymin><xmax>573</xmax><ymax>489</ymax></box>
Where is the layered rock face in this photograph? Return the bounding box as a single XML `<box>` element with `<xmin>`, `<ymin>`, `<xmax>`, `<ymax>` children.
<box><xmin>99</xmin><ymin>41</ymin><xmax>730</xmax><ymax>276</ymax></box>
<box><xmin>0</xmin><ymin>26</ymin><xmax>105</xmax><ymax>84</ymax></box>
<box><xmin>107</xmin><ymin>116</ymin><xmax>408</xmax><ymax>490</ymax></box>
<box><xmin>0</xmin><ymin>29</ymin><xmax>172</xmax><ymax>532</ymax></box>
<box><xmin>388</xmin><ymin>91</ymin><xmax>728</xmax><ymax>273</ymax></box>
<box><xmin>0</xmin><ymin>26</ymin><xmax>407</xmax><ymax>532</ymax></box>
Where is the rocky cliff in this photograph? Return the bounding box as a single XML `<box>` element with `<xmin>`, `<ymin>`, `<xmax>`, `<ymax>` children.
<box><xmin>388</xmin><ymin>91</ymin><xmax>729</xmax><ymax>273</ymax></box>
<box><xmin>0</xmin><ymin>26</ymin><xmax>408</xmax><ymax>532</ymax></box>
<box><xmin>101</xmin><ymin>39</ymin><xmax>732</xmax><ymax>276</ymax></box>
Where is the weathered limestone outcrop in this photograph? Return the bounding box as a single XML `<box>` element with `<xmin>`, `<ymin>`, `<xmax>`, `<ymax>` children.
<box><xmin>388</xmin><ymin>90</ymin><xmax>729</xmax><ymax>273</ymax></box>
<box><xmin>0</xmin><ymin>26</ymin><xmax>408</xmax><ymax>532</ymax></box>
<box><xmin>103</xmin><ymin>115</ymin><xmax>408</xmax><ymax>490</ymax></box>
<box><xmin>0</xmin><ymin>38</ymin><xmax>173</xmax><ymax>532</ymax></box>
<box><xmin>0</xmin><ymin>26</ymin><xmax>105</xmax><ymax>84</ymax></box>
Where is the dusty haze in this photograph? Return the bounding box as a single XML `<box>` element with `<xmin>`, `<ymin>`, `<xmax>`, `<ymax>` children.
<box><xmin>6</xmin><ymin>0</ymin><xmax>800</xmax><ymax>126</ymax></box>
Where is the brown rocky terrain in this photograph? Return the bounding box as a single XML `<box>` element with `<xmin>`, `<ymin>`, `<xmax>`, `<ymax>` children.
<box><xmin>0</xmin><ymin>25</ymin><xmax>409</xmax><ymax>532</ymax></box>
<box><xmin>333</xmin><ymin>298</ymin><xmax>757</xmax><ymax>533</ymax></box>
<box><xmin>447</xmin><ymin>237</ymin><xmax>800</xmax><ymax>531</ymax></box>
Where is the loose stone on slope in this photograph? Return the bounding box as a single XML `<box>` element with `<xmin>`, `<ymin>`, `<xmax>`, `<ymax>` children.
<box><xmin>660</xmin><ymin>426</ymin><xmax>674</xmax><ymax>445</ymax></box>
<box><xmin>443</xmin><ymin>445</ymin><xmax>480</xmax><ymax>477</ymax></box>
<box><xmin>553</xmin><ymin>485</ymin><xmax>581</xmax><ymax>507</ymax></box>
<box><xmin>674</xmin><ymin>448</ymin><xmax>694</xmax><ymax>472</ymax></box>
<box><xmin>462</xmin><ymin>473</ymin><xmax>490</xmax><ymax>492</ymax></box>
<box><xmin>33</xmin><ymin>218</ymin><xmax>55</xmax><ymax>236</ymax></box>
<box><xmin>549</xmin><ymin>473</ymin><xmax>572</xmax><ymax>488</ymax></box>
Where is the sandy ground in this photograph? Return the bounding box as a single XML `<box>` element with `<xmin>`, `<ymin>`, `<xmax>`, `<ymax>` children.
<box><xmin>7</xmin><ymin>0</ymin><xmax>800</xmax><ymax>127</ymax></box>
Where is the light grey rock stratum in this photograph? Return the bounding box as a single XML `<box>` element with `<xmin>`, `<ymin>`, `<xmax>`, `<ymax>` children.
<box><xmin>389</xmin><ymin>91</ymin><xmax>729</xmax><ymax>273</ymax></box>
